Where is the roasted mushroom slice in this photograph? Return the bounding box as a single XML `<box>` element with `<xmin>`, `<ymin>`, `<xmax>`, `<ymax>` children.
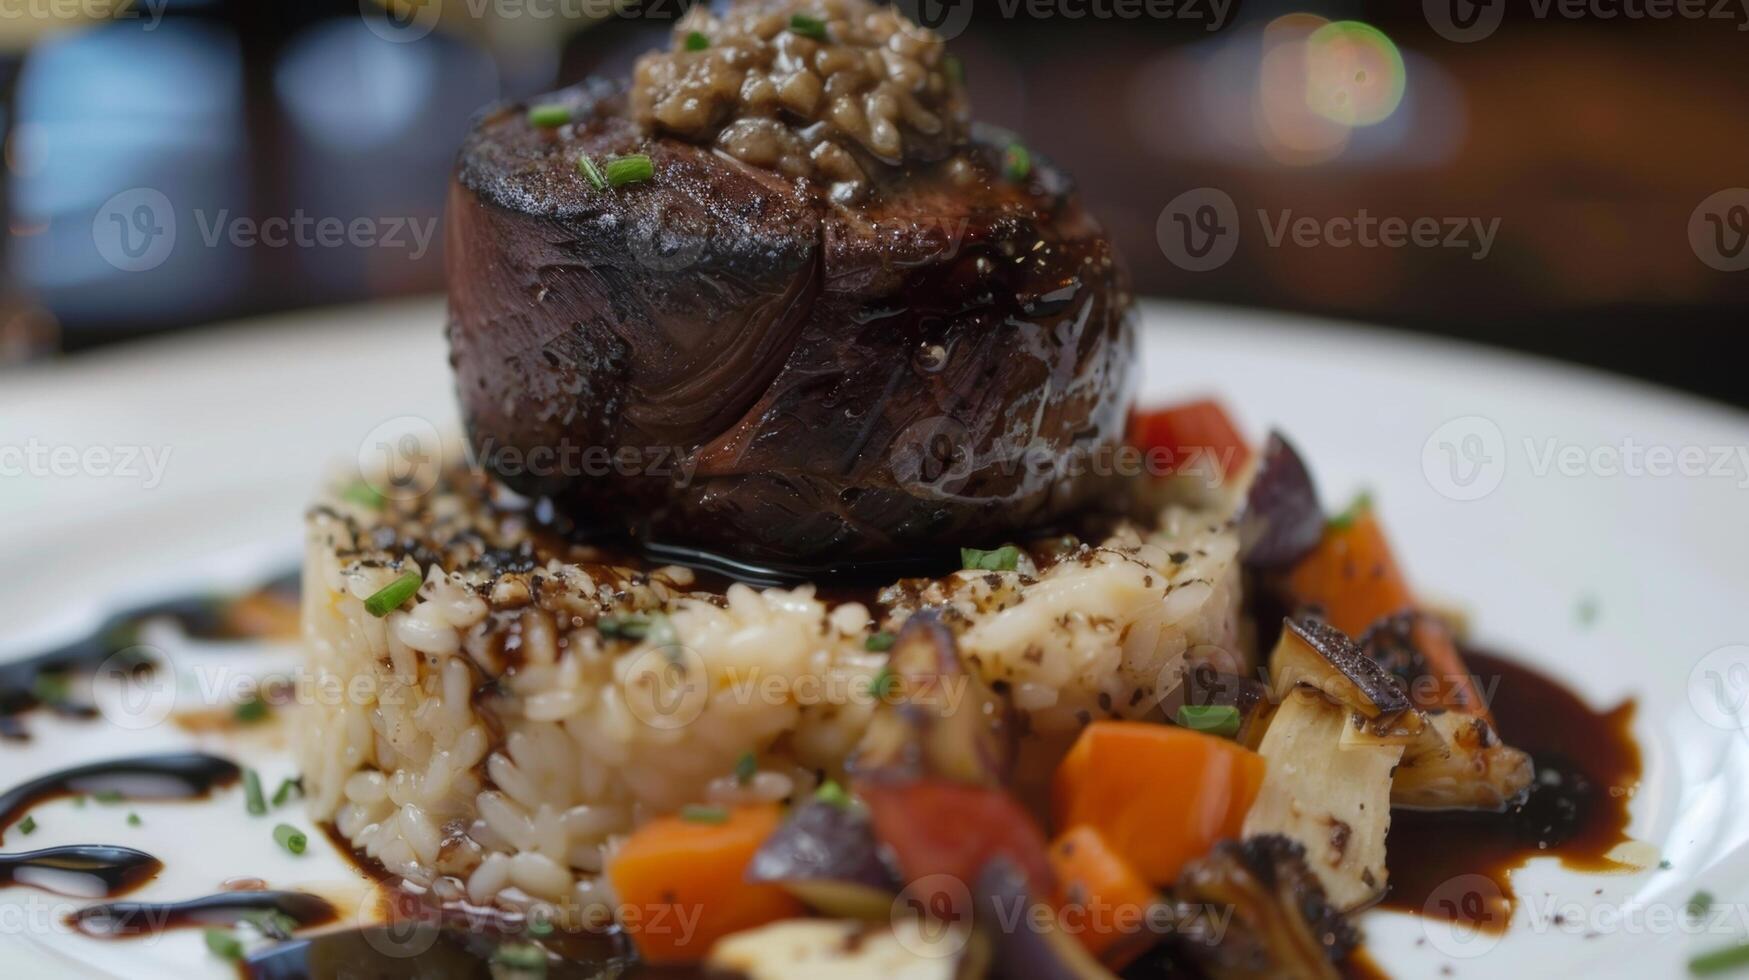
<box><xmin>1266</xmin><ymin>618</ymin><xmax>1410</xmax><ymax>720</ymax></box>
<box><xmin>746</xmin><ymin>799</ymin><xmax>901</xmax><ymax>920</ymax></box>
<box><xmin>1158</xmin><ymin>835</ymin><xmax>1358</xmax><ymax>980</ymax></box>
<box><xmin>851</xmin><ymin>611</ymin><xmax>1015</xmax><ymax>786</ymax></box>
<box><xmin>1394</xmin><ymin>708</ymin><xmax>1535</xmax><ymax>811</ymax></box>
<box><xmin>709</xmin><ymin>917</ymin><xmax>991</xmax><ymax>980</ymax></box>
<box><xmin>1241</xmin><ymin>690</ymin><xmax>1400</xmax><ymax>911</ymax></box>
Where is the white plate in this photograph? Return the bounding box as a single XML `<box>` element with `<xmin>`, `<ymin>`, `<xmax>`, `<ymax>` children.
<box><xmin>2</xmin><ymin>298</ymin><xmax>1747</xmax><ymax>978</ymax></box>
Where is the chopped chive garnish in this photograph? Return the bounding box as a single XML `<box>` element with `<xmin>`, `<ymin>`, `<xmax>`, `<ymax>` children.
<box><xmin>93</xmin><ymin>790</ymin><xmax>123</xmax><ymax>804</ymax></box>
<box><xmin>1176</xmin><ymin>704</ymin><xmax>1242</xmax><ymax>738</ymax></box>
<box><xmin>1576</xmin><ymin>594</ymin><xmax>1600</xmax><ymax>628</ymax></box>
<box><xmin>73</xmin><ymin>795</ymin><xmax>87</xmax><ymax>808</ymax></box>
<box><xmin>127</xmin><ymin>812</ymin><xmax>142</xmax><ymax>827</ymax></box>
<box><xmin>1002</xmin><ymin>143</ymin><xmax>1031</xmax><ymax>181</ymax></box>
<box><xmin>787</xmin><ymin>13</ymin><xmax>828</xmax><ymax>39</ymax></box>
<box><xmin>271</xmin><ymin>777</ymin><xmax>303</xmax><ymax>808</ymax></box>
<box><xmin>1688</xmin><ymin>890</ymin><xmax>1715</xmax><ymax>918</ymax></box>
<box><xmin>526</xmin><ymin>916</ymin><xmax>554</xmax><ymax>937</ymax></box>
<box><xmin>340</xmin><ymin>481</ymin><xmax>385</xmax><ymax>509</ymax></box>
<box><xmin>684</xmin><ymin>30</ymin><xmax>710</xmax><ymax>50</ymax></box>
<box><xmin>578</xmin><ymin>154</ymin><xmax>606</xmax><ymax>191</ymax></box>
<box><xmin>204</xmin><ymin>928</ymin><xmax>244</xmax><ymax>961</ymax></box>
<box><xmin>961</xmin><ymin>545</ymin><xmax>1021</xmax><ymax>572</ymax></box>
<box><xmin>679</xmin><ymin>804</ymin><xmax>729</xmax><ymax>824</ymax></box>
<box><xmin>1691</xmin><ymin>942</ymin><xmax>1749</xmax><ymax>976</ymax></box>
<box><xmin>31</xmin><ymin>672</ymin><xmax>71</xmax><ymax>706</ymax></box>
<box><xmin>494</xmin><ymin>942</ymin><xmax>548</xmax><ymax>971</ymax></box>
<box><xmin>868</xmin><ymin>665</ymin><xmax>897</xmax><ymax>701</ymax></box>
<box><xmin>814</xmin><ymin>780</ymin><xmax>851</xmax><ymax>808</ymax></box>
<box><xmin>364</xmin><ymin>569</ymin><xmax>422</xmax><ymax>618</ymax></box>
<box><xmin>944</xmin><ymin>54</ymin><xmax>964</xmax><ymax>86</ymax></box>
<box><xmin>734</xmin><ymin>751</ymin><xmax>757</xmax><ymax>786</ymax></box>
<box><xmin>526</xmin><ymin>103</ymin><xmax>572</xmax><ymax>127</ymax></box>
<box><xmin>273</xmin><ymin>823</ymin><xmax>307</xmax><ymax>855</ymax></box>
<box><xmin>598</xmin><ymin>614</ymin><xmax>652</xmax><ymax>640</ymax></box>
<box><xmin>865</xmin><ymin>631</ymin><xmax>896</xmax><ymax>652</ymax></box>
<box><xmin>244</xmin><ymin>769</ymin><xmax>267</xmax><ymax>816</ymax></box>
<box><xmin>19</xmin><ymin>815</ymin><xmax>37</xmax><ymax>835</ymax></box>
<box><xmin>604</xmin><ymin>154</ymin><xmax>654</xmax><ymax>188</ymax></box>
<box><xmin>234</xmin><ymin>697</ymin><xmax>270</xmax><ymax>724</ymax></box>
<box><xmin>1327</xmin><ymin>491</ymin><xmax>1374</xmax><ymax>532</ymax></box>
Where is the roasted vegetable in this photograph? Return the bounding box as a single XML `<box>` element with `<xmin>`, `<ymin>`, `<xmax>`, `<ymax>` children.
<box><xmin>1284</xmin><ymin>505</ymin><xmax>1484</xmax><ymax>716</ymax></box>
<box><xmin>852</xmin><ymin>612</ymin><xmax>1015</xmax><ymax>786</ymax></box>
<box><xmin>1049</xmin><ymin>826</ymin><xmax>1163</xmax><ymax>969</ymax></box>
<box><xmin>1393</xmin><ymin>708</ymin><xmax>1535</xmax><ymax>810</ymax></box>
<box><xmin>1128</xmin><ymin>398</ymin><xmax>1252</xmax><ymax>485</ymax></box>
<box><xmin>1157</xmin><ymin>835</ymin><xmax>1357</xmax><ymax>980</ymax></box>
<box><xmin>1238</xmin><ymin>432</ymin><xmax>1324</xmax><ymax>570</ymax></box>
<box><xmin>746</xmin><ymin>799</ymin><xmax>900</xmax><ymax>919</ymax></box>
<box><xmin>1053</xmin><ymin>721</ymin><xmax>1266</xmax><ymax>886</ymax></box>
<box><xmin>1240</xmin><ymin>692</ymin><xmax>1398</xmax><ymax>911</ymax></box>
<box><xmin>605</xmin><ymin>803</ymin><xmax>802</xmax><ymax>964</ymax></box>
<box><xmin>1266</xmin><ymin>618</ymin><xmax>1410</xmax><ymax>720</ymax></box>
<box><xmin>709</xmin><ymin>917</ymin><xmax>991</xmax><ymax>980</ymax></box>
<box><xmin>857</xmin><ymin>777</ymin><xmax>1057</xmax><ymax>910</ymax></box>
<box><xmin>975</xmin><ymin>855</ymin><xmax>1119</xmax><ymax>980</ymax></box>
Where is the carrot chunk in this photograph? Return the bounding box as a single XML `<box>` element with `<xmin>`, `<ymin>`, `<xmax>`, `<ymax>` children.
<box><xmin>1049</xmin><ymin>825</ymin><xmax>1161</xmax><ymax>968</ymax></box>
<box><xmin>606</xmin><ymin>803</ymin><xmax>802</xmax><ymax>963</ymax></box>
<box><xmin>1052</xmin><ymin>721</ymin><xmax>1265</xmax><ymax>886</ymax></box>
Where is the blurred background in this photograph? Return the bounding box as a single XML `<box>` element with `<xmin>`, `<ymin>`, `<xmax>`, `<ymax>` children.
<box><xmin>0</xmin><ymin>0</ymin><xmax>1745</xmax><ymax>405</ymax></box>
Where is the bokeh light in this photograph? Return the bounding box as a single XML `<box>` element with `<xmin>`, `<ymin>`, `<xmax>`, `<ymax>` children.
<box><xmin>1303</xmin><ymin>21</ymin><xmax>1407</xmax><ymax>128</ymax></box>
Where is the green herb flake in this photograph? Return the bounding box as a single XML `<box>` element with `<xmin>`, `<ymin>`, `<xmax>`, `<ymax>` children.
<box><xmin>1327</xmin><ymin>491</ymin><xmax>1374</xmax><ymax>532</ymax></box>
<box><xmin>19</xmin><ymin>815</ymin><xmax>37</xmax><ymax>835</ymax></box>
<box><xmin>1002</xmin><ymin>143</ymin><xmax>1031</xmax><ymax>182</ymax></box>
<box><xmin>93</xmin><ymin>790</ymin><xmax>124</xmax><ymax>805</ymax></box>
<box><xmin>526</xmin><ymin>103</ymin><xmax>572</xmax><ymax>128</ymax></box>
<box><xmin>203</xmin><ymin>928</ymin><xmax>244</xmax><ymax>961</ymax></box>
<box><xmin>684</xmin><ymin>30</ymin><xmax>710</xmax><ymax>50</ymax></box>
<box><xmin>244</xmin><ymin>909</ymin><xmax>300</xmax><ymax>940</ymax></box>
<box><xmin>578</xmin><ymin>154</ymin><xmax>607</xmax><ymax>191</ymax></box>
<box><xmin>734</xmin><ymin>751</ymin><xmax>757</xmax><ymax>786</ymax></box>
<box><xmin>865</xmin><ymin>631</ymin><xmax>896</xmax><ymax>652</ymax></box>
<box><xmin>234</xmin><ymin>697</ymin><xmax>270</xmax><ymax>725</ymax></box>
<box><xmin>73</xmin><ymin>795</ymin><xmax>87</xmax><ymax>808</ymax></box>
<box><xmin>340</xmin><ymin>481</ymin><xmax>385</xmax><ymax>509</ymax></box>
<box><xmin>961</xmin><ymin>545</ymin><xmax>1021</xmax><ymax>572</ymax></box>
<box><xmin>273</xmin><ymin>823</ymin><xmax>308</xmax><ymax>855</ymax></box>
<box><xmin>272</xmin><ymin>777</ymin><xmax>303</xmax><ymax>808</ymax></box>
<box><xmin>787</xmin><ymin>13</ymin><xmax>828</xmax><ymax>39</ymax></box>
<box><xmin>494</xmin><ymin>941</ymin><xmax>549</xmax><ymax>973</ymax></box>
<box><xmin>814</xmin><ymin>780</ymin><xmax>851</xmax><ymax>809</ymax></box>
<box><xmin>1576</xmin><ymin>594</ymin><xmax>1600</xmax><ymax>628</ymax></box>
<box><xmin>604</xmin><ymin>154</ymin><xmax>655</xmax><ymax>188</ymax></box>
<box><xmin>127</xmin><ymin>812</ymin><xmax>142</xmax><ymax>827</ymax></box>
<box><xmin>31</xmin><ymin>672</ymin><xmax>71</xmax><ymax>706</ymax></box>
<box><xmin>679</xmin><ymin>804</ymin><xmax>729</xmax><ymax>825</ymax></box>
<box><xmin>868</xmin><ymin>665</ymin><xmax>898</xmax><ymax>701</ymax></box>
<box><xmin>1176</xmin><ymin>704</ymin><xmax>1242</xmax><ymax>739</ymax></box>
<box><xmin>1688</xmin><ymin>890</ymin><xmax>1715</xmax><ymax>919</ymax></box>
<box><xmin>244</xmin><ymin>769</ymin><xmax>267</xmax><ymax>816</ymax></box>
<box><xmin>1691</xmin><ymin>942</ymin><xmax>1749</xmax><ymax>976</ymax></box>
<box><xmin>526</xmin><ymin>916</ymin><xmax>554</xmax><ymax>937</ymax></box>
<box><xmin>944</xmin><ymin>54</ymin><xmax>964</xmax><ymax>86</ymax></box>
<box><xmin>364</xmin><ymin>569</ymin><xmax>423</xmax><ymax>618</ymax></box>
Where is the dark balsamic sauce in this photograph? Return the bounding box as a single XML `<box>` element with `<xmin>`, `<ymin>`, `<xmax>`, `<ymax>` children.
<box><xmin>70</xmin><ymin>890</ymin><xmax>337</xmax><ymax>938</ymax></box>
<box><xmin>1380</xmin><ymin>648</ymin><xmax>1641</xmax><ymax>932</ymax></box>
<box><xmin>0</xmin><ymin>845</ymin><xmax>162</xmax><ymax>898</ymax></box>
<box><xmin>0</xmin><ymin>752</ymin><xmax>242</xmax><ymax>844</ymax></box>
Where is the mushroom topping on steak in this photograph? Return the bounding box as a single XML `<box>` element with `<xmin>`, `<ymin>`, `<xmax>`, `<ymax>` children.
<box><xmin>447</xmin><ymin>0</ymin><xmax>1134</xmax><ymax>574</ymax></box>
